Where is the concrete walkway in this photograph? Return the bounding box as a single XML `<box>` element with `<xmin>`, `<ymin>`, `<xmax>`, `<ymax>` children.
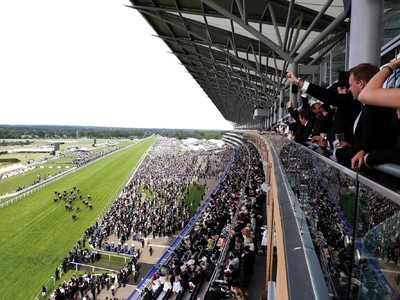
<box><xmin>94</xmin><ymin>235</ymin><xmax>174</xmax><ymax>300</ymax></box>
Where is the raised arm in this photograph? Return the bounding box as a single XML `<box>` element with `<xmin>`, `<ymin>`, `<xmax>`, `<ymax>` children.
<box><xmin>286</xmin><ymin>71</ymin><xmax>352</xmax><ymax>108</ymax></box>
<box><xmin>358</xmin><ymin>58</ymin><xmax>400</xmax><ymax>107</ymax></box>
<box><xmin>286</xmin><ymin>72</ymin><xmax>304</xmax><ymax>88</ymax></box>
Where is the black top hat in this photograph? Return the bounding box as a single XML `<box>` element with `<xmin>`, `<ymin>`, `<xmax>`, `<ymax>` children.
<box><xmin>337</xmin><ymin>71</ymin><xmax>349</xmax><ymax>88</ymax></box>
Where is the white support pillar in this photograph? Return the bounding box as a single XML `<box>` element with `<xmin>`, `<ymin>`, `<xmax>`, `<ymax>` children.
<box><xmin>269</xmin><ymin>108</ymin><xmax>273</xmax><ymax>127</ymax></box>
<box><xmin>272</xmin><ymin>106</ymin><xmax>275</xmax><ymax>124</ymax></box>
<box><xmin>349</xmin><ymin>0</ymin><xmax>383</xmax><ymax>68</ymax></box>
<box><xmin>289</xmin><ymin>62</ymin><xmax>298</xmax><ymax>107</ymax></box>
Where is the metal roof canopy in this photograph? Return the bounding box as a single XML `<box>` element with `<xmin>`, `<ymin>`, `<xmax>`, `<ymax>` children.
<box><xmin>128</xmin><ymin>0</ymin><xmax>348</xmax><ymax>125</ymax></box>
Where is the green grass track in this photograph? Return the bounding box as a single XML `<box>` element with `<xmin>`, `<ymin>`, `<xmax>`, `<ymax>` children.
<box><xmin>0</xmin><ymin>137</ymin><xmax>155</xmax><ymax>299</ymax></box>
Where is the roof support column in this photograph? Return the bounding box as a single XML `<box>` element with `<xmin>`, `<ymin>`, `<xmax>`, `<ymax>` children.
<box><xmin>271</xmin><ymin>106</ymin><xmax>274</xmax><ymax>126</ymax></box>
<box><xmin>278</xmin><ymin>91</ymin><xmax>284</xmax><ymax>121</ymax></box>
<box><xmin>267</xmin><ymin>109</ymin><xmax>272</xmax><ymax>129</ymax></box>
<box><xmin>289</xmin><ymin>62</ymin><xmax>298</xmax><ymax>108</ymax></box>
<box><xmin>348</xmin><ymin>0</ymin><xmax>383</xmax><ymax>68</ymax></box>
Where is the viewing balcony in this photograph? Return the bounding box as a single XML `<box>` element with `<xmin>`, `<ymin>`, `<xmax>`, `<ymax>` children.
<box><xmin>242</xmin><ymin>131</ymin><xmax>400</xmax><ymax>299</ymax></box>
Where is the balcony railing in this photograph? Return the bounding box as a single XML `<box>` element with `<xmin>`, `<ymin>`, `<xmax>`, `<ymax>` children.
<box><xmin>260</xmin><ymin>133</ymin><xmax>400</xmax><ymax>299</ymax></box>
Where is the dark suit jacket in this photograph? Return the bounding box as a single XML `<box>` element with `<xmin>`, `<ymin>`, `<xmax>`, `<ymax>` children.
<box><xmin>287</xmin><ymin>106</ymin><xmax>300</xmax><ymax>123</ymax></box>
<box><xmin>312</xmin><ymin>113</ymin><xmax>333</xmax><ymax>137</ymax></box>
<box><xmin>204</xmin><ymin>290</ymin><xmax>222</xmax><ymax>300</ymax></box>
<box><xmin>288</xmin><ymin>121</ymin><xmax>298</xmax><ymax>134</ymax></box>
<box><xmin>306</xmin><ymin>83</ymin><xmax>361</xmax><ymax>143</ymax></box>
<box><xmin>287</xmin><ymin>106</ymin><xmax>316</xmax><ymax>143</ymax></box>
<box><xmin>335</xmin><ymin>105</ymin><xmax>397</xmax><ymax>167</ymax></box>
<box><xmin>366</xmin><ymin>113</ymin><xmax>400</xmax><ymax>166</ymax></box>
<box><xmin>294</xmin><ymin>119</ymin><xmax>314</xmax><ymax>144</ymax></box>
<box><xmin>329</xmin><ymin>109</ymin><xmax>352</xmax><ymax>145</ymax></box>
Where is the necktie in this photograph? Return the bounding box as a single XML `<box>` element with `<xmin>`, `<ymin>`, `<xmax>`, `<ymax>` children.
<box><xmin>353</xmin><ymin>105</ymin><xmax>364</xmax><ymax>134</ymax></box>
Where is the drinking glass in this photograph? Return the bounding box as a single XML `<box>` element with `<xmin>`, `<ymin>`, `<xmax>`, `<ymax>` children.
<box><xmin>335</xmin><ymin>133</ymin><xmax>344</xmax><ymax>141</ymax></box>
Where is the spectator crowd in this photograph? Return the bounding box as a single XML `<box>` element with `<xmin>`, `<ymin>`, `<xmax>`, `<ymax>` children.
<box><xmin>46</xmin><ymin>136</ymin><xmax>261</xmax><ymax>299</ymax></box>
<box><xmin>86</xmin><ymin>137</ymin><xmax>227</xmax><ymax>254</ymax></box>
<box><xmin>138</xmin><ymin>140</ymin><xmax>268</xmax><ymax>300</ymax></box>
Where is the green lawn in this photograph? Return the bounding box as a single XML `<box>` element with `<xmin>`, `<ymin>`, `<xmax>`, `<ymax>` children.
<box><xmin>0</xmin><ymin>139</ymin><xmax>136</xmax><ymax>199</ymax></box>
<box><xmin>0</xmin><ymin>164</ymin><xmax>70</xmax><ymax>199</ymax></box>
<box><xmin>186</xmin><ymin>183</ymin><xmax>206</xmax><ymax>216</ymax></box>
<box><xmin>339</xmin><ymin>193</ymin><xmax>357</xmax><ymax>226</ymax></box>
<box><xmin>0</xmin><ymin>137</ymin><xmax>155</xmax><ymax>299</ymax></box>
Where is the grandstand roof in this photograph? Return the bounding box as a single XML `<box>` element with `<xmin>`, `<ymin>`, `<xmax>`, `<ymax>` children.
<box><xmin>128</xmin><ymin>0</ymin><xmax>348</xmax><ymax>125</ymax></box>
<box><xmin>127</xmin><ymin>1</ymin><xmax>399</xmax><ymax>126</ymax></box>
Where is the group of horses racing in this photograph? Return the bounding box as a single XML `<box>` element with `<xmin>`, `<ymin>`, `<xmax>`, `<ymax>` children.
<box><xmin>53</xmin><ymin>186</ymin><xmax>93</xmax><ymax>220</ymax></box>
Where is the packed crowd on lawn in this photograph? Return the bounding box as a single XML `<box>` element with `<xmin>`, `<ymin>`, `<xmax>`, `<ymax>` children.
<box><xmin>139</xmin><ymin>141</ymin><xmax>268</xmax><ymax>300</ymax></box>
<box><xmin>86</xmin><ymin>137</ymin><xmax>228</xmax><ymax>252</ymax></box>
<box><xmin>47</xmin><ymin>265</ymin><xmax>136</xmax><ymax>300</ymax></box>
<box><xmin>71</xmin><ymin>146</ymin><xmax>121</xmax><ymax>166</ymax></box>
<box><xmin>53</xmin><ymin>137</ymin><xmax>268</xmax><ymax>300</ymax></box>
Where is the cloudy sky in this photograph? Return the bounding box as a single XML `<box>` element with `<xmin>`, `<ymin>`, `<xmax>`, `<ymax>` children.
<box><xmin>0</xmin><ymin>0</ymin><xmax>233</xmax><ymax>130</ymax></box>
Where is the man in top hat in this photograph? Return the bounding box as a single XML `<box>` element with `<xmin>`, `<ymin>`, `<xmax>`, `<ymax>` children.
<box><xmin>321</xmin><ymin>71</ymin><xmax>354</xmax><ymax>148</ymax></box>
<box><xmin>333</xmin><ymin>71</ymin><xmax>350</xmax><ymax>94</ymax></box>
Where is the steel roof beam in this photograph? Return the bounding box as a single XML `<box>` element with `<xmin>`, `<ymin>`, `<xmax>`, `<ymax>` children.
<box><xmin>159</xmin><ymin>35</ymin><xmax>276</xmax><ymax>98</ymax></box>
<box><xmin>283</xmin><ymin>0</ymin><xmax>295</xmax><ymax>52</ymax></box>
<box><xmin>137</xmin><ymin>9</ymin><xmax>280</xmax><ymax>89</ymax></box>
<box><xmin>267</xmin><ymin>1</ymin><xmax>283</xmax><ymax>48</ymax></box>
<box><xmin>201</xmin><ymin>0</ymin><xmax>292</xmax><ymax>62</ymax></box>
<box><xmin>289</xmin><ymin>0</ymin><xmax>334</xmax><ymax>56</ymax></box>
<box><xmin>294</xmin><ymin>12</ymin><xmax>347</xmax><ymax>63</ymax></box>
